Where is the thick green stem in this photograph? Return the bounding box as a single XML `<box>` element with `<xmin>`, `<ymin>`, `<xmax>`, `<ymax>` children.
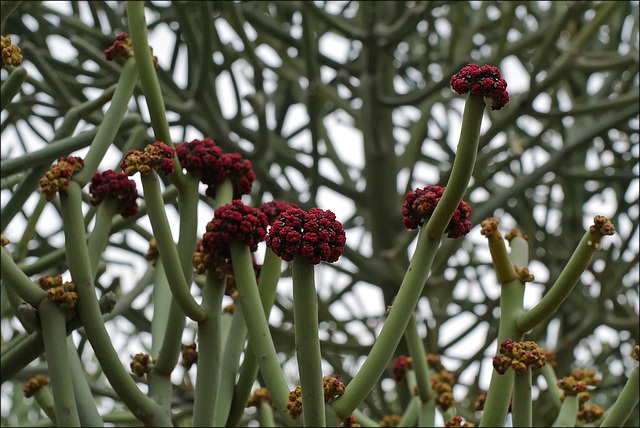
<box><xmin>404</xmin><ymin>314</ymin><xmax>433</xmax><ymax>406</ymax></box>
<box><xmin>229</xmin><ymin>240</ymin><xmax>291</xmax><ymax>419</ymax></box>
<box><xmin>552</xmin><ymin>394</ymin><xmax>579</xmax><ymax>427</ymax></box>
<box><xmin>87</xmin><ymin>197</ymin><xmax>117</xmax><ymax>277</ymax></box>
<box><xmin>72</xmin><ymin>58</ymin><xmax>139</xmax><ymax>186</ymax></box>
<box><xmin>59</xmin><ymin>181</ymin><xmax>172</xmax><ymax>426</ymax></box>
<box><xmin>192</xmin><ymin>271</ymin><xmax>226</xmax><ymax>427</ymax></box>
<box><xmin>0</xmin><ymin>66</ymin><xmax>27</xmax><ymax>111</ymax></box>
<box><xmin>67</xmin><ymin>337</ymin><xmax>104</xmax><ymax>427</ymax></box>
<box><xmin>140</xmin><ymin>171</ymin><xmax>206</xmax><ymax>321</ymax></box>
<box><xmin>512</xmin><ymin>369</ymin><xmax>532</xmax><ymax>427</ymax></box>
<box><xmin>517</xmin><ymin>228</ymin><xmax>607</xmax><ymax>333</ymax></box>
<box><xmin>39</xmin><ymin>300</ymin><xmax>81</xmax><ymax>427</ymax></box>
<box><xmin>599</xmin><ymin>367</ymin><xmax>639</xmax><ymax>427</ymax></box>
<box><xmin>0</xmin><ymin>246</ymin><xmax>47</xmax><ymax>306</ymax></box>
<box><xmin>425</xmin><ymin>93</ymin><xmax>484</xmax><ymax>240</ymax></box>
<box><xmin>331</xmin><ymin>230</ymin><xmax>441</xmax><ymax>418</ymax></box>
<box><xmin>292</xmin><ymin>255</ymin><xmax>325</xmax><ymax>427</ymax></box>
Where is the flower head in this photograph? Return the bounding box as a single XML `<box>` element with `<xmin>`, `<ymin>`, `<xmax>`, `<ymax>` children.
<box><xmin>493</xmin><ymin>339</ymin><xmax>546</xmax><ymax>375</ymax></box>
<box><xmin>23</xmin><ymin>374</ymin><xmax>50</xmax><ymax>398</ymax></box>
<box><xmin>266</xmin><ymin>207</ymin><xmax>346</xmax><ymax>264</ymax></box>
<box><xmin>392</xmin><ymin>355</ymin><xmax>413</xmax><ymax>382</ymax></box>
<box><xmin>450</xmin><ymin>63</ymin><xmax>509</xmax><ymax>110</ymax></box>
<box><xmin>180</xmin><ymin>342</ymin><xmax>197</xmax><ymax>370</ymax></box>
<box><xmin>89</xmin><ymin>170</ymin><xmax>139</xmax><ymax>218</ymax></box>
<box><xmin>39</xmin><ymin>156</ymin><xmax>85</xmax><ymax>201</ymax></box>
<box><xmin>286</xmin><ymin>386</ymin><xmax>303</xmax><ymax>420</ymax></box>
<box><xmin>38</xmin><ymin>275</ymin><xmax>78</xmax><ymax>308</ymax></box>
<box><xmin>1</xmin><ymin>35</ymin><xmax>23</xmax><ymax>68</ymax></box>
<box><xmin>259</xmin><ymin>200</ymin><xmax>300</xmax><ymax>225</ymax></box>
<box><xmin>402</xmin><ymin>185</ymin><xmax>472</xmax><ymax>239</ymax></box>
<box><xmin>130</xmin><ymin>353</ymin><xmax>156</xmax><ymax>377</ymax></box>
<box><xmin>200</xmin><ymin>200</ymin><xmax>268</xmax><ymax>260</ymax></box>
<box><xmin>121</xmin><ymin>142</ymin><xmax>175</xmax><ymax>176</ymax></box>
<box><xmin>105</xmin><ymin>32</ymin><xmax>157</xmax><ymax>68</ymax></box>
<box><xmin>323</xmin><ymin>375</ymin><xmax>346</xmax><ymax>403</ymax></box>
<box><xmin>247</xmin><ymin>387</ymin><xmax>275</xmax><ymax>409</ymax></box>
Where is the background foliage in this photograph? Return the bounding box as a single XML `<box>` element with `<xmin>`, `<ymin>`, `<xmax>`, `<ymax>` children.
<box><xmin>1</xmin><ymin>1</ymin><xmax>638</xmax><ymax>426</ymax></box>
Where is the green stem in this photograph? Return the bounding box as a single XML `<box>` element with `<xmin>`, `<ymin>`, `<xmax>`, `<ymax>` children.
<box><xmin>541</xmin><ymin>362</ymin><xmax>563</xmax><ymax>409</ymax></box>
<box><xmin>14</xmin><ymin>193</ymin><xmax>47</xmax><ymax>262</ymax></box>
<box><xmin>0</xmin><ymin>246</ymin><xmax>47</xmax><ymax>306</ymax></box>
<box><xmin>512</xmin><ymin>369</ymin><xmax>532</xmax><ymax>427</ymax></box>
<box><xmin>292</xmin><ymin>255</ymin><xmax>325</xmax><ymax>427</ymax></box>
<box><xmin>405</xmin><ymin>314</ymin><xmax>433</xmax><ymax>405</ymax></box>
<box><xmin>59</xmin><ymin>181</ymin><xmax>172</xmax><ymax>427</ymax></box>
<box><xmin>552</xmin><ymin>394</ymin><xmax>579</xmax><ymax>427</ymax></box>
<box><xmin>32</xmin><ymin>385</ymin><xmax>57</xmax><ymax>425</ymax></box>
<box><xmin>599</xmin><ymin>367</ymin><xmax>639</xmax><ymax>427</ymax></box>
<box><xmin>38</xmin><ymin>300</ymin><xmax>81</xmax><ymax>426</ymax></box>
<box><xmin>425</xmin><ymin>93</ymin><xmax>484</xmax><ymax>240</ymax></box>
<box><xmin>396</xmin><ymin>396</ymin><xmax>419</xmax><ymax>427</ymax></box>
<box><xmin>140</xmin><ymin>171</ymin><xmax>206</xmax><ymax>321</ymax></box>
<box><xmin>259</xmin><ymin>401</ymin><xmax>276</xmax><ymax>427</ymax></box>
<box><xmin>229</xmin><ymin>240</ymin><xmax>291</xmax><ymax>419</ymax></box>
<box><xmin>72</xmin><ymin>58</ymin><xmax>139</xmax><ymax>186</ymax></box>
<box><xmin>67</xmin><ymin>337</ymin><xmax>104</xmax><ymax>427</ymax></box>
<box><xmin>192</xmin><ymin>271</ymin><xmax>226</xmax><ymax>427</ymax></box>
<box><xmin>331</xmin><ymin>230</ymin><xmax>441</xmax><ymax>418</ymax></box>
<box><xmin>517</xmin><ymin>228</ymin><xmax>607</xmax><ymax>333</ymax></box>
<box><xmin>86</xmin><ymin>197</ymin><xmax>117</xmax><ymax>277</ymax></box>
<box><xmin>0</xmin><ymin>66</ymin><xmax>27</xmax><ymax>110</ymax></box>
<box><xmin>126</xmin><ymin>0</ymin><xmax>186</xmax><ymax>188</ymax></box>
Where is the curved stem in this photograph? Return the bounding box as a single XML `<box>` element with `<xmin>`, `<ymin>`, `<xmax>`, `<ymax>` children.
<box><xmin>39</xmin><ymin>300</ymin><xmax>81</xmax><ymax>427</ymax></box>
<box><xmin>292</xmin><ymin>255</ymin><xmax>325</xmax><ymax>427</ymax></box>
<box><xmin>1</xmin><ymin>66</ymin><xmax>27</xmax><ymax>111</ymax></box>
<box><xmin>331</xmin><ymin>230</ymin><xmax>441</xmax><ymax>418</ymax></box>
<box><xmin>0</xmin><ymin>246</ymin><xmax>47</xmax><ymax>306</ymax></box>
<box><xmin>599</xmin><ymin>367</ymin><xmax>639</xmax><ymax>427</ymax></box>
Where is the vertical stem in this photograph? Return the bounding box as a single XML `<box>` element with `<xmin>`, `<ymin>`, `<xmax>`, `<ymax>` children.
<box><xmin>66</xmin><ymin>337</ymin><xmax>104</xmax><ymax>427</ymax></box>
<box><xmin>600</xmin><ymin>367</ymin><xmax>640</xmax><ymax>427</ymax></box>
<box><xmin>292</xmin><ymin>255</ymin><xmax>325</xmax><ymax>427</ymax></box>
<box><xmin>552</xmin><ymin>394</ymin><xmax>580</xmax><ymax>427</ymax></box>
<box><xmin>511</xmin><ymin>369</ymin><xmax>532</xmax><ymax>427</ymax></box>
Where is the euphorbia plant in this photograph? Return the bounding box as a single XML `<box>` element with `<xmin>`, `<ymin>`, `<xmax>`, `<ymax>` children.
<box><xmin>1</xmin><ymin>2</ymin><xmax>638</xmax><ymax>427</ymax></box>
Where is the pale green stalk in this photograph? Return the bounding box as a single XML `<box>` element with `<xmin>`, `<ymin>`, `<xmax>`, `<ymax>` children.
<box><xmin>67</xmin><ymin>337</ymin><xmax>104</xmax><ymax>427</ymax></box>
<box><xmin>512</xmin><ymin>369</ymin><xmax>532</xmax><ymax>427</ymax></box>
<box><xmin>599</xmin><ymin>367</ymin><xmax>639</xmax><ymax>427</ymax></box>
<box><xmin>552</xmin><ymin>394</ymin><xmax>579</xmax><ymax>427</ymax></box>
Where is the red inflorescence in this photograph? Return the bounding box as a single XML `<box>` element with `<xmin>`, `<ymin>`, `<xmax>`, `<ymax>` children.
<box><xmin>266</xmin><ymin>207</ymin><xmax>346</xmax><ymax>265</ymax></box>
<box><xmin>392</xmin><ymin>355</ymin><xmax>413</xmax><ymax>382</ymax></box>
<box><xmin>175</xmin><ymin>139</ymin><xmax>256</xmax><ymax>199</ymax></box>
<box><xmin>200</xmin><ymin>200</ymin><xmax>268</xmax><ymax>259</ymax></box>
<box><xmin>121</xmin><ymin>142</ymin><xmax>175</xmax><ymax>176</ymax></box>
<box><xmin>104</xmin><ymin>32</ymin><xmax>158</xmax><ymax>68</ymax></box>
<box><xmin>39</xmin><ymin>156</ymin><xmax>85</xmax><ymax>201</ymax></box>
<box><xmin>259</xmin><ymin>200</ymin><xmax>300</xmax><ymax>225</ymax></box>
<box><xmin>450</xmin><ymin>63</ymin><xmax>509</xmax><ymax>110</ymax></box>
<box><xmin>402</xmin><ymin>185</ymin><xmax>472</xmax><ymax>239</ymax></box>
<box><xmin>89</xmin><ymin>170</ymin><xmax>139</xmax><ymax>218</ymax></box>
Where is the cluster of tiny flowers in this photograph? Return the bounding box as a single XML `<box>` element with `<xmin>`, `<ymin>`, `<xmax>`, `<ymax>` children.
<box><xmin>39</xmin><ymin>156</ymin><xmax>84</xmax><ymax>201</ymax></box>
<box><xmin>144</xmin><ymin>238</ymin><xmax>159</xmax><ymax>264</ymax></box>
<box><xmin>1</xmin><ymin>35</ymin><xmax>22</xmax><ymax>68</ymax></box>
<box><xmin>445</xmin><ymin>416</ymin><xmax>475</xmax><ymax>427</ymax></box>
<box><xmin>505</xmin><ymin>228</ymin><xmax>528</xmax><ymax>242</ymax></box>
<box><xmin>589</xmin><ymin>215</ymin><xmax>615</xmax><ymax>236</ymax></box>
<box><xmin>285</xmin><ymin>386</ymin><xmax>303</xmax><ymax>420</ymax></box>
<box><xmin>515</xmin><ymin>266</ymin><xmax>535</xmax><ymax>283</ymax></box>
<box><xmin>402</xmin><ymin>185</ymin><xmax>472</xmax><ymax>239</ymax></box>
<box><xmin>577</xmin><ymin>404</ymin><xmax>605</xmax><ymax>423</ymax></box>
<box><xmin>175</xmin><ymin>138</ymin><xmax>256</xmax><ymax>199</ymax></box>
<box><xmin>493</xmin><ymin>339</ymin><xmax>547</xmax><ymax>375</ymax></box>
<box><xmin>480</xmin><ymin>217</ymin><xmax>501</xmax><ymax>237</ymax></box>
<box><xmin>180</xmin><ymin>342</ymin><xmax>197</xmax><ymax>370</ymax></box>
<box><xmin>340</xmin><ymin>414</ymin><xmax>361</xmax><ymax>428</ymax></box>
<box><xmin>266</xmin><ymin>207</ymin><xmax>346</xmax><ymax>264</ymax></box>
<box><xmin>450</xmin><ymin>63</ymin><xmax>509</xmax><ymax>110</ymax></box>
<box><xmin>38</xmin><ymin>275</ymin><xmax>77</xmax><ymax>308</ymax></box>
<box><xmin>323</xmin><ymin>375</ymin><xmax>346</xmax><ymax>403</ymax></box>
<box><xmin>259</xmin><ymin>200</ymin><xmax>300</xmax><ymax>225</ymax></box>
<box><xmin>247</xmin><ymin>387</ymin><xmax>275</xmax><ymax>409</ymax></box>
<box><xmin>23</xmin><ymin>374</ymin><xmax>50</xmax><ymax>398</ymax></box>
<box><xmin>392</xmin><ymin>355</ymin><xmax>413</xmax><ymax>382</ymax></box>
<box><xmin>199</xmin><ymin>200</ymin><xmax>268</xmax><ymax>261</ymax></box>
<box><xmin>379</xmin><ymin>415</ymin><xmax>402</xmax><ymax>427</ymax></box>
<box><xmin>431</xmin><ymin>368</ymin><xmax>456</xmax><ymax>412</ymax></box>
<box><xmin>557</xmin><ymin>368</ymin><xmax>601</xmax><ymax>399</ymax></box>
<box><xmin>121</xmin><ymin>142</ymin><xmax>175</xmax><ymax>176</ymax></box>
<box><xmin>88</xmin><ymin>170</ymin><xmax>139</xmax><ymax>218</ymax></box>
<box><xmin>104</xmin><ymin>32</ymin><xmax>157</xmax><ymax>67</ymax></box>
<box><xmin>130</xmin><ymin>353</ymin><xmax>156</xmax><ymax>377</ymax></box>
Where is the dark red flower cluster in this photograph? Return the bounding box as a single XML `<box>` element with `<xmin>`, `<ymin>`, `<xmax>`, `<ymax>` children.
<box><xmin>392</xmin><ymin>355</ymin><xmax>413</xmax><ymax>382</ymax></box>
<box><xmin>450</xmin><ymin>63</ymin><xmax>509</xmax><ymax>110</ymax></box>
<box><xmin>39</xmin><ymin>156</ymin><xmax>85</xmax><ymax>201</ymax></box>
<box><xmin>200</xmin><ymin>200</ymin><xmax>268</xmax><ymax>261</ymax></box>
<box><xmin>175</xmin><ymin>138</ymin><xmax>256</xmax><ymax>199</ymax></box>
<box><xmin>89</xmin><ymin>170</ymin><xmax>139</xmax><ymax>218</ymax></box>
<box><xmin>259</xmin><ymin>200</ymin><xmax>300</xmax><ymax>225</ymax></box>
<box><xmin>104</xmin><ymin>32</ymin><xmax>158</xmax><ymax>68</ymax></box>
<box><xmin>121</xmin><ymin>142</ymin><xmax>175</xmax><ymax>176</ymax></box>
<box><xmin>266</xmin><ymin>207</ymin><xmax>346</xmax><ymax>265</ymax></box>
<box><xmin>493</xmin><ymin>338</ymin><xmax>547</xmax><ymax>375</ymax></box>
<box><xmin>402</xmin><ymin>185</ymin><xmax>472</xmax><ymax>239</ymax></box>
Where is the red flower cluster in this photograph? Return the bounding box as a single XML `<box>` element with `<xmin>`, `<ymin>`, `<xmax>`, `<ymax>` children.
<box><xmin>121</xmin><ymin>142</ymin><xmax>175</xmax><ymax>176</ymax></box>
<box><xmin>104</xmin><ymin>32</ymin><xmax>158</xmax><ymax>68</ymax></box>
<box><xmin>89</xmin><ymin>170</ymin><xmax>139</xmax><ymax>218</ymax></box>
<box><xmin>200</xmin><ymin>200</ymin><xmax>268</xmax><ymax>260</ymax></box>
<box><xmin>392</xmin><ymin>355</ymin><xmax>413</xmax><ymax>382</ymax></box>
<box><xmin>259</xmin><ymin>200</ymin><xmax>300</xmax><ymax>225</ymax></box>
<box><xmin>450</xmin><ymin>63</ymin><xmax>509</xmax><ymax>110</ymax></box>
<box><xmin>39</xmin><ymin>156</ymin><xmax>85</xmax><ymax>201</ymax></box>
<box><xmin>493</xmin><ymin>338</ymin><xmax>547</xmax><ymax>375</ymax></box>
<box><xmin>175</xmin><ymin>138</ymin><xmax>256</xmax><ymax>199</ymax></box>
<box><xmin>266</xmin><ymin>207</ymin><xmax>346</xmax><ymax>265</ymax></box>
<box><xmin>402</xmin><ymin>185</ymin><xmax>472</xmax><ymax>239</ymax></box>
